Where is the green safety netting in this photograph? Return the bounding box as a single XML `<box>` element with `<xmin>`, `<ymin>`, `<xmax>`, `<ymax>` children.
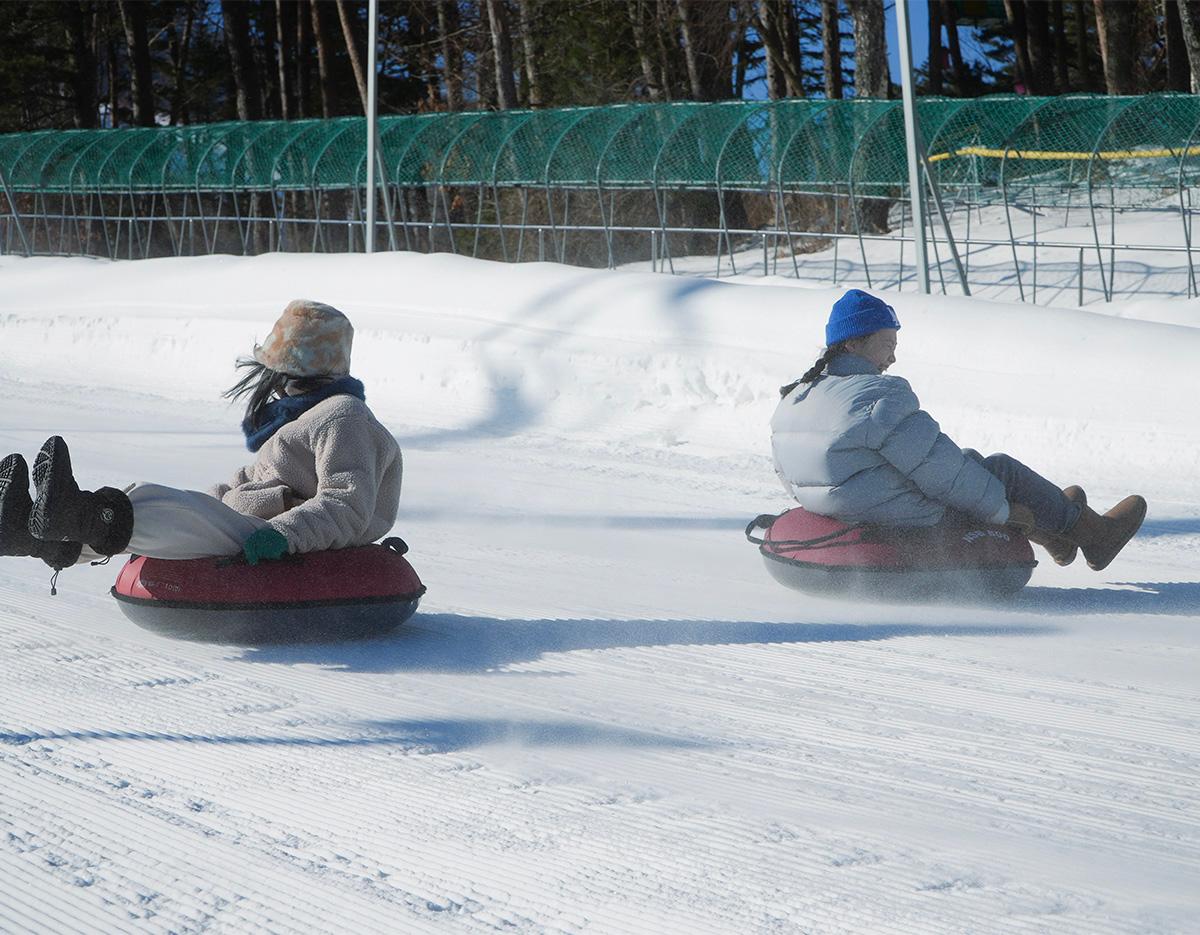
<box><xmin>926</xmin><ymin>94</ymin><xmax>1046</xmax><ymax>197</ymax></box>
<box><xmin>544</xmin><ymin>106</ymin><xmax>642</xmax><ymax>186</ymax></box>
<box><xmin>655</xmin><ymin>100</ymin><xmax>767</xmax><ymax>189</ymax></box>
<box><xmin>440</xmin><ymin>110</ymin><xmax>535</xmax><ymax>184</ymax></box>
<box><xmin>851</xmin><ymin>97</ymin><xmax>971</xmax><ymax>195</ymax></box>
<box><xmin>6</xmin><ymin>95</ymin><xmax>1200</xmax><ymax>205</ymax></box>
<box><xmin>780</xmin><ymin>99</ymin><xmax>891</xmax><ymax>195</ymax></box>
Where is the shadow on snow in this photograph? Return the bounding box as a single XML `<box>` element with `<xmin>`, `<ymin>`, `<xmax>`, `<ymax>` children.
<box><xmin>0</xmin><ymin>718</ymin><xmax>705</xmax><ymax>753</ymax></box>
<box><xmin>1017</xmin><ymin>580</ymin><xmax>1200</xmax><ymax>615</ymax></box>
<box><xmin>232</xmin><ymin>615</ymin><xmax>1056</xmax><ymax>675</ymax></box>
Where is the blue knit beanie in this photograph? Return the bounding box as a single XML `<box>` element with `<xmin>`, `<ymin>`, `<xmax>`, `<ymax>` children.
<box><xmin>825</xmin><ymin>289</ymin><xmax>901</xmax><ymax>346</ymax></box>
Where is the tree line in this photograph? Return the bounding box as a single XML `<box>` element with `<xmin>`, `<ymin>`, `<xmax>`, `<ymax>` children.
<box><xmin>1</xmin><ymin>1</ymin><xmax>1198</xmax><ymax>134</ymax></box>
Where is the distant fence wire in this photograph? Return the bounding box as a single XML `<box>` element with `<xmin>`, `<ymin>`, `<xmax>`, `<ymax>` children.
<box><xmin>4</xmin><ymin>94</ymin><xmax>1200</xmax><ymax>303</ymax></box>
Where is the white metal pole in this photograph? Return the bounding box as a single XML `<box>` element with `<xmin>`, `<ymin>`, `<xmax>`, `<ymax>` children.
<box><xmin>894</xmin><ymin>0</ymin><xmax>929</xmax><ymax>293</ymax></box>
<box><xmin>365</xmin><ymin>0</ymin><xmax>378</xmax><ymax>253</ymax></box>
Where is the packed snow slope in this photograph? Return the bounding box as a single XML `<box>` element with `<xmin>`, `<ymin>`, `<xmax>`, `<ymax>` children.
<box><xmin>1</xmin><ymin>252</ymin><xmax>1198</xmax><ymax>934</ymax></box>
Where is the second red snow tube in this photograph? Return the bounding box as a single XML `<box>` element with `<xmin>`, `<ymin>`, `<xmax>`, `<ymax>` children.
<box><xmin>111</xmin><ymin>537</ymin><xmax>425</xmax><ymax>644</ymax></box>
<box><xmin>747</xmin><ymin>507</ymin><xmax>1036</xmax><ymax>601</ymax></box>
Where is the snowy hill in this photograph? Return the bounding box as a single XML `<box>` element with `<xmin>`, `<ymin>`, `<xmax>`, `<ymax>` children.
<box><xmin>1</xmin><ymin>251</ymin><xmax>1198</xmax><ymax>932</ymax></box>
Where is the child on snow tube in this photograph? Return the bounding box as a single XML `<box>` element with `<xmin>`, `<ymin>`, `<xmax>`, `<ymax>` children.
<box><xmin>770</xmin><ymin>289</ymin><xmax>1146</xmax><ymax>572</ymax></box>
<box><xmin>0</xmin><ymin>300</ymin><xmax>403</xmax><ymax>587</ymax></box>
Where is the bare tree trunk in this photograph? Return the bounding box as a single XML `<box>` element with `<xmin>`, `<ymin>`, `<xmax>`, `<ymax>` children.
<box><xmin>311</xmin><ymin>0</ymin><xmax>335</xmax><ymax>117</ymax></box>
<box><xmin>485</xmin><ymin>0</ymin><xmax>519</xmax><ymax>109</ymax></box>
<box><xmin>515</xmin><ymin>0</ymin><xmax>543</xmax><ymax>106</ymax></box>
<box><xmin>1052</xmin><ymin>0</ymin><xmax>1070</xmax><ymax>91</ymax></box>
<box><xmin>780</xmin><ymin>0</ymin><xmax>805</xmax><ymax>96</ymax></box>
<box><xmin>1093</xmin><ymin>0</ymin><xmax>1136</xmax><ymax>94</ymax></box>
<box><xmin>754</xmin><ymin>0</ymin><xmax>803</xmax><ymax>97</ymax></box>
<box><xmin>336</xmin><ymin>0</ymin><xmax>369</xmax><ymax>112</ymax></box>
<box><xmin>64</xmin><ymin>1</ymin><xmax>98</xmax><ymax>129</ymax></box>
<box><xmin>675</xmin><ymin>0</ymin><xmax>706</xmax><ymax>99</ymax></box>
<box><xmin>822</xmin><ymin>0</ymin><xmax>843</xmax><ymax>98</ymax></box>
<box><xmin>259</xmin><ymin>0</ymin><xmax>280</xmax><ymax>118</ymax></box>
<box><xmin>846</xmin><ymin>0</ymin><xmax>888</xmax><ymax>97</ymax></box>
<box><xmin>846</xmin><ymin>0</ymin><xmax>888</xmax><ymax>232</ymax></box>
<box><xmin>408</xmin><ymin>5</ymin><xmax>441</xmax><ymax>109</ymax></box>
<box><xmin>941</xmin><ymin>0</ymin><xmax>967</xmax><ymax>93</ymax></box>
<box><xmin>629</xmin><ymin>0</ymin><xmax>663</xmax><ymax>99</ymax></box>
<box><xmin>296</xmin><ymin>0</ymin><xmax>312</xmax><ymax>117</ymax></box>
<box><xmin>1025</xmin><ymin>0</ymin><xmax>1055</xmax><ymax>92</ymax></box>
<box><xmin>1075</xmin><ymin>0</ymin><xmax>1096</xmax><ymax>90</ymax></box>
<box><xmin>276</xmin><ymin>0</ymin><xmax>293</xmax><ymax>120</ymax></box>
<box><xmin>475</xmin><ymin>9</ymin><xmax>495</xmax><ymax>110</ymax></box>
<box><xmin>168</xmin><ymin>3</ymin><xmax>195</xmax><ymax>126</ymax></box>
<box><xmin>118</xmin><ymin>0</ymin><xmax>156</xmax><ymax>125</ymax></box>
<box><xmin>1003</xmin><ymin>0</ymin><xmax>1034</xmax><ymax>93</ymax></box>
<box><xmin>437</xmin><ymin>0</ymin><xmax>461</xmax><ymax>109</ymax></box>
<box><xmin>758</xmin><ymin>0</ymin><xmax>786</xmax><ymax>98</ymax></box>
<box><xmin>1164</xmin><ymin>0</ymin><xmax>1187</xmax><ymax>90</ymax></box>
<box><xmin>107</xmin><ymin>28</ymin><xmax>120</xmax><ymax>127</ymax></box>
<box><xmin>1173</xmin><ymin>0</ymin><xmax>1200</xmax><ymax>91</ymax></box>
<box><xmin>655</xmin><ymin>0</ymin><xmax>677</xmax><ymax>99</ymax></box>
<box><xmin>222</xmin><ymin>0</ymin><xmax>263</xmax><ymax>120</ymax></box>
<box><xmin>733</xmin><ymin>14</ymin><xmax>750</xmax><ymax>97</ymax></box>
<box><xmin>928</xmin><ymin>0</ymin><xmax>943</xmax><ymax>93</ymax></box>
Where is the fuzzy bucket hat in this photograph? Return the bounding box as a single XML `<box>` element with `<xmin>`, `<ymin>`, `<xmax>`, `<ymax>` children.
<box><xmin>253</xmin><ymin>300</ymin><xmax>354</xmax><ymax>377</ymax></box>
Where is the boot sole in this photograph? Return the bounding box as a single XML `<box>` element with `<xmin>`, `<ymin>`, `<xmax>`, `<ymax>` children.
<box><xmin>0</xmin><ymin>454</ymin><xmax>36</xmax><ymax>555</ymax></box>
<box><xmin>29</xmin><ymin>437</ymin><xmax>71</xmax><ymax>542</ymax></box>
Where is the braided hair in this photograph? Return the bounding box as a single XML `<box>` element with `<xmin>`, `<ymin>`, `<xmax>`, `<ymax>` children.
<box><xmin>778</xmin><ymin>341</ymin><xmax>851</xmax><ymax>397</ymax></box>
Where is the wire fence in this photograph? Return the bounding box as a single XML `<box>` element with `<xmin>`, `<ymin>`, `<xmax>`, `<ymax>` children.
<box><xmin>4</xmin><ymin>94</ymin><xmax>1200</xmax><ymax>302</ymax></box>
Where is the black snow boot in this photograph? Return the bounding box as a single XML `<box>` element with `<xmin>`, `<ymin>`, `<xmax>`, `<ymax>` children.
<box><xmin>28</xmin><ymin>437</ymin><xmax>133</xmax><ymax>557</ymax></box>
<box><xmin>0</xmin><ymin>453</ymin><xmax>83</xmax><ymax>568</ymax></box>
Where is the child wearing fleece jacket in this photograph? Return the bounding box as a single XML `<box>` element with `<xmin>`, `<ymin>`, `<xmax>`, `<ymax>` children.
<box><xmin>0</xmin><ymin>300</ymin><xmax>403</xmax><ymax>587</ymax></box>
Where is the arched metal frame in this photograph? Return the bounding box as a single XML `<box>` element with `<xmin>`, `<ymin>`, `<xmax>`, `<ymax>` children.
<box><xmin>3</xmin><ymin>95</ymin><xmax>1199</xmax><ymax>305</ymax></box>
<box><xmin>999</xmin><ymin>96</ymin><xmax>1068</xmax><ymax>301</ymax></box>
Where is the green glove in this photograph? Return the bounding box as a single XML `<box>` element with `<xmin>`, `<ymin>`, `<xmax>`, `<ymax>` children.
<box><xmin>243</xmin><ymin>527</ymin><xmax>289</xmax><ymax>566</ymax></box>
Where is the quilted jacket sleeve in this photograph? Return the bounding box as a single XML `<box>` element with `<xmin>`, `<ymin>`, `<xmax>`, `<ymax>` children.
<box><xmin>864</xmin><ymin>377</ymin><xmax>1009</xmax><ymax>523</ymax></box>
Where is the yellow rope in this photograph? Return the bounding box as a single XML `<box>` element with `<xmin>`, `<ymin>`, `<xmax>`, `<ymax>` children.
<box><xmin>927</xmin><ymin>144</ymin><xmax>1200</xmax><ymax>162</ymax></box>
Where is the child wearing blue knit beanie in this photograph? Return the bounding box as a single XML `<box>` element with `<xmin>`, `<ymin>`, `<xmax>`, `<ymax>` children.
<box><xmin>769</xmin><ymin>288</ymin><xmax>1147</xmax><ymax>573</ymax></box>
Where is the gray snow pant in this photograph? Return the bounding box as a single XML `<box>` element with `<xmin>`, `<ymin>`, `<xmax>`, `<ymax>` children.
<box><xmin>77</xmin><ymin>483</ymin><xmax>268</xmax><ymax>563</ymax></box>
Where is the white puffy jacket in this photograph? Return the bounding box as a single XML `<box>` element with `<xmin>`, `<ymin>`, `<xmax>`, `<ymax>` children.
<box><xmin>771</xmin><ymin>353</ymin><xmax>1008</xmax><ymax>527</ymax></box>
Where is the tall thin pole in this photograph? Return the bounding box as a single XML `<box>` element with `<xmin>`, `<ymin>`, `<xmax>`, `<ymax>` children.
<box><xmin>895</xmin><ymin>0</ymin><xmax>929</xmax><ymax>293</ymax></box>
<box><xmin>365</xmin><ymin>0</ymin><xmax>378</xmax><ymax>253</ymax></box>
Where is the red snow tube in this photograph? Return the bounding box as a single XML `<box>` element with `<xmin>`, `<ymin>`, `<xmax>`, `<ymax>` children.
<box><xmin>111</xmin><ymin>537</ymin><xmax>425</xmax><ymax>644</ymax></box>
<box><xmin>746</xmin><ymin>508</ymin><xmax>1036</xmax><ymax>601</ymax></box>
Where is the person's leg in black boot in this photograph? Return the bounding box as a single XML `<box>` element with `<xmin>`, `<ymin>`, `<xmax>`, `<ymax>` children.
<box><xmin>0</xmin><ymin>453</ymin><xmax>83</xmax><ymax>569</ymax></box>
<box><xmin>28</xmin><ymin>437</ymin><xmax>133</xmax><ymax>557</ymax></box>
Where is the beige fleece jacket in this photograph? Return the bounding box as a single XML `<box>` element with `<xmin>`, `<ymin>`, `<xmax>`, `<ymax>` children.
<box><xmin>209</xmin><ymin>395</ymin><xmax>403</xmax><ymax>554</ymax></box>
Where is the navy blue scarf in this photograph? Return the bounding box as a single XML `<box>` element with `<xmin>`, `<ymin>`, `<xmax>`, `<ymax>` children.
<box><xmin>242</xmin><ymin>376</ymin><xmax>366</xmax><ymax>452</ymax></box>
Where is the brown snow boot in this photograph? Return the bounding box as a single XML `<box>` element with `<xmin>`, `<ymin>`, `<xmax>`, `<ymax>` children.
<box><xmin>1063</xmin><ymin>494</ymin><xmax>1148</xmax><ymax>572</ymax></box>
<box><xmin>28</xmin><ymin>437</ymin><xmax>133</xmax><ymax>557</ymax></box>
<box><xmin>0</xmin><ymin>453</ymin><xmax>83</xmax><ymax>569</ymax></box>
<box><xmin>1026</xmin><ymin>485</ymin><xmax>1087</xmax><ymax>567</ymax></box>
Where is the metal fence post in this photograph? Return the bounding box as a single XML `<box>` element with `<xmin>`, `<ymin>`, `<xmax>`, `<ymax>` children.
<box><xmin>1078</xmin><ymin>247</ymin><xmax>1084</xmax><ymax>307</ymax></box>
<box><xmin>538</xmin><ymin>227</ymin><xmax>545</xmax><ymax>262</ymax></box>
<box><xmin>651</xmin><ymin>228</ymin><xmax>657</xmax><ymax>272</ymax></box>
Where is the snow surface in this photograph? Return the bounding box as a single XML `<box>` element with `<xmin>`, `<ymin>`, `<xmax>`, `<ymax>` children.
<box><xmin>1</xmin><ymin>248</ymin><xmax>1198</xmax><ymax>933</ymax></box>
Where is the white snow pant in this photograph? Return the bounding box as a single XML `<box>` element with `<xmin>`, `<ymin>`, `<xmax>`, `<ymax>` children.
<box><xmin>77</xmin><ymin>483</ymin><xmax>268</xmax><ymax>564</ymax></box>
